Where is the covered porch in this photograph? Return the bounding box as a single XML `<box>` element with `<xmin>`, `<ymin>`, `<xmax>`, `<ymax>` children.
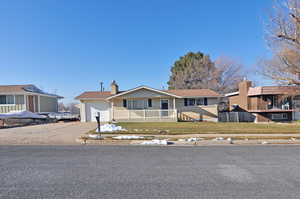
<box><xmin>110</xmin><ymin>97</ymin><xmax>178</xmax><ymax>122</ymax></box>
<box><xmin>0</xmin><ymin>94</ymin><xmax>40</xmax><ymax>113</ymax></box>
<box><xmin>107</xmin><ymin>86</ymin><xmax>180</xmax><ymax>122</ymax></box>
<box><xmin>112</xmin><ymin>109</ymin><xmax>178</xmax><ymax>122</ymax></box>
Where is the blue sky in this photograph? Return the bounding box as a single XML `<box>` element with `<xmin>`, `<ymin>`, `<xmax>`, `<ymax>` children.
<box><xmin>0</xmin><ymin>0</ymin><xmax>272</xmax><ymax>103</ymax></box>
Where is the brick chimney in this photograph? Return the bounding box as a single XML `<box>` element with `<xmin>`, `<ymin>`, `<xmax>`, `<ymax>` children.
<box><xmin>111</xmin><ymin>80</ymin><xmax>119</xmax><ymax>95</ymax></box>
<box><xmin>238</xmin><ymin>80</ymin><xmax>252</xmax><ymax>110</ymax></box>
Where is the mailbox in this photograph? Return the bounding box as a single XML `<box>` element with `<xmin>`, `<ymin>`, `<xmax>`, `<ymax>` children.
<box><xmin>96</xmin><ymin>112</ymin><xmax>101</xmax><ymax>133</ymax></box>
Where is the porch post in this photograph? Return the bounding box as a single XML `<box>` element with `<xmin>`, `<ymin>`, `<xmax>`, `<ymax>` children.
<box><xmin>24</xmin><ymin>95</ymin><xmax>27</xmax><ymax>111</ymax></box>
<box><xmin>38</xmin><ymin>95</ymin><xmax>41</xmax><ymax>112</ymax></box>
<box><xmin>173</xmin><ymin>98</ymin><xmax>176</xmax><ymax>119</ymax></box>
<box><xmin>111</xmin><ymin>100</ymin><xmax>114</xmax><ymax>121</ymax></box>
<box><xmin>173</xmin><ymin>98</ymin><xmax>176</xmax><ymax>110</ymax></box>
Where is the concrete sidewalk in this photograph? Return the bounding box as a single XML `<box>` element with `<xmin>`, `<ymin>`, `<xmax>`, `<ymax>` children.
<box><xmin>99</xmin><ymin>133</ymin><xmax>300</xmax><ymax>139</ymax></box>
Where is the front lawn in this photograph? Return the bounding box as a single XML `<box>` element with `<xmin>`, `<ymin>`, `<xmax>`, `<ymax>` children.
<box><xmin>101</xmin><ymin>122</ymin><xmax>300</xmax><ymax>135</ymax></box>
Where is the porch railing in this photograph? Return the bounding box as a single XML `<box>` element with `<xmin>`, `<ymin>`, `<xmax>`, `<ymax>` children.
<box><xmin>0</xmin><ymin>104</ymin><xmax>26</xmax><ymax>113</ymax></box>
<box><xmin>112</xmin><ymin>109</ymin><xmax>178</xmax><ymax>121</ymax></box>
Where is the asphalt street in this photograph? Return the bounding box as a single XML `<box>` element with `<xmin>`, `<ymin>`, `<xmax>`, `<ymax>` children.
<box><xmin>1</xmin><ymin>145</ymin><xmax>300</xmax><ymax>199</ymax></box>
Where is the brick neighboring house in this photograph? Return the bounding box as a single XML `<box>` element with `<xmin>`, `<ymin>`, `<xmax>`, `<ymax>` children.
<box><xmin>226</xmin><ymin>80</ymin><xmax>300</xmax><ymax>122</ymax></box>
<box><xmin>75</xmin><ymin>81</ymin><xmax>222</xmax><ymax>122</ymax></box>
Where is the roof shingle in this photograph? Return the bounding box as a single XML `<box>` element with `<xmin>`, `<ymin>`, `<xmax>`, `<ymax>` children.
<box><xmin>0</xmin><ymin>84</ymin><xmax>63</xmax><ymax>98</ymax></box>
<box><xmin>0</xmin><ymin>85</ymin><xmax>34</xmax><ymax>93</ymax></box>
<box><xmin>75</xmin><ymin>91</ymin><xmax>113</xmax><ymax>99</ymax></box>
<box><xmin>165</xmin><ymin>89</ymin><xmax>221</xmax><ymax>97</ymax></box>
<box><xmin>76</xmin><ymin>88</ymin><xmax>221</xmax><ymax>100</ymax></box>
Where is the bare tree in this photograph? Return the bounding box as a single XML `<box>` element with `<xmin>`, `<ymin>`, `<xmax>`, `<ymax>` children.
<box><xmin>58</xmin><ymin>102</ymin><xmax>69</xmax><ymax>112</ymax></box>
<box><xmin>214</xmin><ymin>56</ymin><xmax>244</xmax><ymax>93</ymax></box>
<box><xmin>67</xmin><ymin>103</ymin><xmax>80</xmax><ymax>114</ymax></box>
<box><xmin>263</xmin><ymin>0</ymin><xmax>300</xmax><ymax>85</ymax></box>
<box><xmin>168</xmin><ymin>52</ymin><xmax>244</xmax><ymax>94</ymax></box>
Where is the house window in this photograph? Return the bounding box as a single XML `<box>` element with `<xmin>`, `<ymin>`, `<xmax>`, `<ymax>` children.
<box><xmin>148</xmin><ymin>99</ymin><xmax>152</xmax><ymax>107</ymax></box>
<box><xmin>196</xmin><ymin>98</ymin><xmax>204</xmax><ymax>105</ymax></box>
<box><xmin>15</xmin><ymin>95</ymin><xmax>24</xmax><ymax>104</ymax></box>
<box><xmin>123</xmin><ymin>99</ymin><xmax>127</xmax><ymax>108</ymax></box>
<box><xmin>185</xmin><ymin>98</ymin><xmax>208</xmax><ymax>106</ymax></box>
<box><xmin>271</xmin><ymin>113</ymin><xmax>288</xmax><ymax>120</ymax></box>
<box><xmin>188</xmin><ymin>99</ymin><xmax>195</xmax><ymax>106</ymax></box>
<box><xmin>0</xmin><ymin>95</ymin><xmax>14</xmax><ymax>105</ymax></box>
<box><xmin>128</xmin><ymin>100</ymin><xmax>147</xmax><ymax>109</ymax></box>
<box><xmin>184</xmin><ymin>98</ymin><xmax>188</xmax><ymax>106</ymax></box>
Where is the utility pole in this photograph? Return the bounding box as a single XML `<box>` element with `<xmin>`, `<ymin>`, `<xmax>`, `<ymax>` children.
<box><xmin>100</xmin><ymin>82</ymin><xmax>104</xmax><ymax>92</ymax></box>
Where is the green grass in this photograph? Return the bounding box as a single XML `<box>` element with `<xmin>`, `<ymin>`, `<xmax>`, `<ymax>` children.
<box><xmin>89</xmin><ymin>122</ymin><xmax>300</xmax><ymax>135</ymax></box>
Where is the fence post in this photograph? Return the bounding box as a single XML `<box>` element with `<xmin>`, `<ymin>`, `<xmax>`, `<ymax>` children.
<box><xmin>144</xmin><ymin>109</ymin><xmax>146</xmax><ymax>120</ymax></box>
<box><xmin>236</xmin><ymin>112</ymin><xmax>239</xmax><ymax>122</ymax></box>
<box><xmin>226</xmin><ymin>112</ymin><xmax>229</xmax><ymax>122</ymax></box>
<box><xmin>159</xmin><ymin>110</ymin><xmax>161</xmax><ymax>120</ymax></box>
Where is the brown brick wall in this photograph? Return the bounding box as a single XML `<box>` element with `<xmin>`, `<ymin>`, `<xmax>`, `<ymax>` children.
<box><xmin>238</xmin><ymin>81</ymin><xmax>251</xmax><ymax>110</ymax></box>
<box><xmin>228</xmin><ymin>95</ymin><xmax>240</xmax><ymax>111</ymax></box>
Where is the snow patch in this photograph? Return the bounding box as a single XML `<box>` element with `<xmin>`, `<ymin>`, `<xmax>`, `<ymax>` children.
<box><xmin>88</xmin><ymin>134</ymin><xmax>103</xmax><ymax>139</ymax></box>
<box><xmin>96</xmin><ymin>124</ymin><xmax>126</xmax><ymax>132</ymax></box>
<box><xmin>112</xmin><ymin>135</ymin><xmax>144</xmax><ymax>140</ymax></box>
<box><xmin>140</xmin><ymin>139</ymin><xmax>169</xmax><ymax>145</ymax></box>
<box><xmin>0</xmin><ymin>111</ymin><xmax>46</xmax><ymax>119</ymax></box>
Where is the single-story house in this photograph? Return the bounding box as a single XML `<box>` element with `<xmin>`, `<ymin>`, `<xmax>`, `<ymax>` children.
<box><xmin>226</xmin><ymin>80</ymin><xmax>300</xmax><ymax>122</ymax></box>
<box><xmin>75</xmin><ymin>81</ymin><xmax>222</xmax><ymax>122</ymax></box>
<box><xmin>0</xmin><ymin>84</ymin><xmax>63</xmax><ymax>113</ymax></box>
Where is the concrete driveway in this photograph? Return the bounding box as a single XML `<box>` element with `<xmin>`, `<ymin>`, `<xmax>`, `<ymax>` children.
<box><xmin>0</xmin><ymin>122</ymin><xmax>96</xmax><ymax>145</ymax></box>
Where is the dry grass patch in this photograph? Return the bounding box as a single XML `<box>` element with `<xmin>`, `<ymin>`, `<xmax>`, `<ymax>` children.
<box><xmin>100</xmin><ymin>122</ymin><xmax>300</xmax><ymax>135</ymax></box>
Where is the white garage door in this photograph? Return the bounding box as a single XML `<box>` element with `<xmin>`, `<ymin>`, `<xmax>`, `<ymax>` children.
<box><xmin>86</xmin><ymin>102</ymin><xmax>110</xmax><ymax>122</ymax></box>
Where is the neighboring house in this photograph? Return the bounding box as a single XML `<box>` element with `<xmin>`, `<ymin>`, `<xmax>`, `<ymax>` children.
<box><xmin>0</xmin><ymin>84</ymin><xmax>63</xmax><ymax>113</ymax></box>
<box><xmin>75</xmin><ymin>81</ymin><xmax>222</xmax><ymax>122</ymax></box>
<box><xmin>226</xmin><ymin>80</ymin><xmax>300</xmax><ymax>122</ymax></box>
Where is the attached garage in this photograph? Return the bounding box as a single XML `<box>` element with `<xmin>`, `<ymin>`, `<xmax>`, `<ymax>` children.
<box><xmin>85</xmin><ymin>101</ymin><xmax>110</xmax><ymax>122</ymax></box>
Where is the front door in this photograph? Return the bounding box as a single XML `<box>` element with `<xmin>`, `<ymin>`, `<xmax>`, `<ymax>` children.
<box><xmin>161</xmin><ymin>99</ymin><xmax>169</xmax><ymax>116</ymax></box>
<box><xmin>27</xmin><ymin>96</ymin><xmax>34</xmax><ymax>112</ymax></box>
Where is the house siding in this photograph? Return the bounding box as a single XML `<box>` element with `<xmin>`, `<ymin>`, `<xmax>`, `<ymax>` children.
<box><xmin>39</xmin><ymin>96</ymin><xmax>58</xmax><ymax>112</ymax></box>
<box><xmin>176</xmin><ymin>98</ymin><xmax>219</xmax><ymax>122</ymax></box>
<box><xmin>119</xmin><ymin>88</ymin><xmax>171</xmax><ymax>98</ymax></box>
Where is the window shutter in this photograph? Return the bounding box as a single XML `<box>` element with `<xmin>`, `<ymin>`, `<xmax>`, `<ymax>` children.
<box><xmin>204</xmin><ymin>98</ymin><xmax>208</xmax><ymax>106</ymax></box>
<box><xmin>123</xmin><ymin>99</ymin><xmax>127</xmax><ymax>107</ymax></box>
<box><xmin>184</xmin><ymin>98</ymin><xmax>188</xmax><ymax>106</ymax></box>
